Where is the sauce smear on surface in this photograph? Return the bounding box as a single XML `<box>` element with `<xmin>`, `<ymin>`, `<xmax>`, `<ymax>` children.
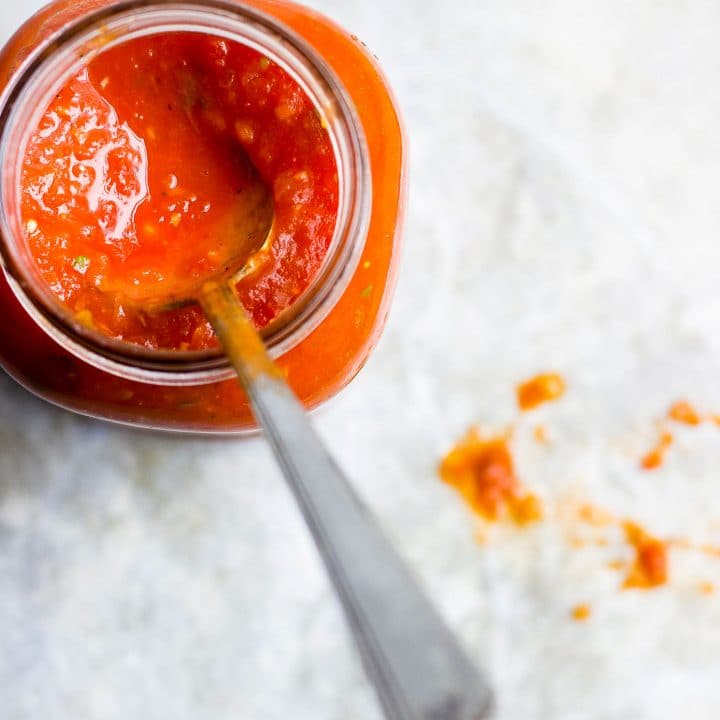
<box><xmin>667</xmin><ymin>401</ymin><xmax>702</xmax><ymax>426</ymax></box>
<box><xmin>21</xmin><ymin>33</ymin><xmax>338</xmax><ymax>349</ymax></box>
<box><xmin>622</xmin><ymin>522</ymin><xmax>669</xmax><ymax>590</ymax></box>
<box><xmin>516</xmin><ymin>372</ymin><xmax>566</xmax><ymax>411</ymax></box>
<box><xmin>439</xmin><ymin>428</ymin><xmax>542</xmax><ymax>525</ymax></box>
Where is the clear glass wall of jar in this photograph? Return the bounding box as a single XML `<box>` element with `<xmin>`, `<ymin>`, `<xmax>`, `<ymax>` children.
<box><xmin>0</xmin><ymin>0</ymin><xmax>406</xmax><ymax>432</ymax></box>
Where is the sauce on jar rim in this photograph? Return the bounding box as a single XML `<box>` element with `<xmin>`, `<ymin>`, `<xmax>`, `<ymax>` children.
<box><xmin>21</xmin><ymin>32</ymin><xmax>339</xmax><ymax>349</ymax></box>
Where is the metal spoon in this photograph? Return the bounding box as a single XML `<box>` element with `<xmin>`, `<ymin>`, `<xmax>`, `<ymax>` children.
<box><xmin>128</xmin><ymin>175</ymin><xmax>494</xmax><ymax>720</ymax></box>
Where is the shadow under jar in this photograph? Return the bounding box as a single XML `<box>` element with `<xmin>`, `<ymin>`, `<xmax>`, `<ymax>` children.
<box><xmin>0</xmin><ymin>0</ymin><xmax>405</xmax><ymax>432</ymax></box>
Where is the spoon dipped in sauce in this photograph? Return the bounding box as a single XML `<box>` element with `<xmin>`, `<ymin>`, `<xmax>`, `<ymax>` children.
<box><xmin>112</xmin><ymin>167</ymin><xmax>492</xmax><ymax>719</ymax></box>
<box><xmin>15</xmin><ymin>30</ymin><xmax>490</xmax><ymax>718</ymax></box>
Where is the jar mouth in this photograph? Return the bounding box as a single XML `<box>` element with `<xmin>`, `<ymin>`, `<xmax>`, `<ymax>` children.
<box><xmin>0</xmin><ymin>0</ymin><xmax>371</xmax><ymax>386</ymax></box>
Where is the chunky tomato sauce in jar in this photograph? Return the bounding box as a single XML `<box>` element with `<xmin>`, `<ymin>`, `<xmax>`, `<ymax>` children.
<box><xmin>0</xmin><ymin>0</ymin><xmax>405</xmax><ymax>432</ymax></box>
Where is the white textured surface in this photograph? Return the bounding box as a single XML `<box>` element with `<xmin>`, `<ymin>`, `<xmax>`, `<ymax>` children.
<box><xmin>3</xmin><ymin>1</ymin><xmax>720</xmax><ymax>718</ymax></box>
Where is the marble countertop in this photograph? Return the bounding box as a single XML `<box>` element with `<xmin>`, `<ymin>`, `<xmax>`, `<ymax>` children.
<box><xmin>4</xmin><ymin>1</ymin><xmax>720</xmax><ymax>718</ymax></box>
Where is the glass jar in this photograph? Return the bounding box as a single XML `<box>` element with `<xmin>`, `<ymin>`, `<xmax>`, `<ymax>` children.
<box><xmin>0</xmin><ymin>0</ymin><xmax>405</xmax><ymax>432</ymax></box>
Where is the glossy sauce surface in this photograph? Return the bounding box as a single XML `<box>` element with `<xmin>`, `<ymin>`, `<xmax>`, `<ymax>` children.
<box><xmin>21</xmin><ymin>32</ymin><xmax>338</xmax><ymax>349</ymax></box>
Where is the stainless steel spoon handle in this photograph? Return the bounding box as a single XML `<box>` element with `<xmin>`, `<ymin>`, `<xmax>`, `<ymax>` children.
<box><xmin>202</xmin><ymin>283</ymin><xmax>493</xmax><ymax>720</ymax></box>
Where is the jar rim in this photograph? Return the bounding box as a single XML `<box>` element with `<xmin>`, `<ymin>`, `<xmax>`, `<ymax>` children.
<box><xmin>0</xmin><ymin>0</ymin><xmax>371</xmax><ymax>386</ymax></box>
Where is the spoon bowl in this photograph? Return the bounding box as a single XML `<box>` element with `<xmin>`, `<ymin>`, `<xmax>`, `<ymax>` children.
<box><xmin>117</xmin><ymin>175</ymin><xmax>275</xmax><ymax>313</ymax></box>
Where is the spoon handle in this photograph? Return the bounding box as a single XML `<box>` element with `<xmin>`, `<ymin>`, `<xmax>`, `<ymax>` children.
<box><xmin>201</xmin><ymin>282</ymin><xmax>493</xmax><ymax>720</ymax></box>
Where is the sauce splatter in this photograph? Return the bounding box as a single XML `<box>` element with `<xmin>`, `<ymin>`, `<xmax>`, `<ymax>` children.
<box><xmin>573</xmin><ymin>506</ymin><xmax>669</xmax><ymax>589</ymax></box>
<box><xmin>699</xmin><ymin>544</ymin><xmax>720</xmax><ymax>559</ymax></box>
<box><xmin>640</xmin><ymin>400</ymin><xmax>709</xmax><ymax>470</ymax></box>
<box><xmin>571</xmin><ymin>604</ymin><xmax>592</xmax><ymax>621</ymax></box>
<box><xmin>622</xmin><ymin>522</ymin><xmax>669</xmax><ymax>590</ymax></box>
<box><xmin>640</xmin><ymin>430</ymin><xmax>674</xmax><ymax>471</ymax></box>
<box><xmin>439</xmin><ymin>428</ymin><xmax>542</xmax><ymax>525</ymax></box>
<box><xmin>667</xmin><ymin>401</ymin><xmax>702</xmax><ymax>426</ymax></box>
<box><xmin>533</xmin><ymin>424</ymin><xmax>549</xmax><ymax>443</ymax></box>
<box><xmin>517</xmin><ymin>372</ymin><xmax>566</xmax><ymax>411</ymax></box>
<box><xmin>439</xmin><ymin>386</ymin><xmax>720</xmax><ymax>606</ymax></box>
<box><xmin>575</xmin><ymin>503</ymin><xmax>616</xmax><ymax>527</ymax></box>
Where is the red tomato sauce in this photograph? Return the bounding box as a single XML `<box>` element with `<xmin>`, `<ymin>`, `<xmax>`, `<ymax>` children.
<box><xmin>21</xmin><ymin>32</ymin><xmax>338</xmax><ymax>349</ymax></box>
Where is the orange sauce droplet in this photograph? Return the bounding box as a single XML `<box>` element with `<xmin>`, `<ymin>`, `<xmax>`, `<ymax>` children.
<box><xmin>699</xmin><ymin>581</ymin><xmax>715</xmax><ymax>595</ymax></box>
<box><xmin>533</xmin><ymin>424</ymin><xmax>548</xmax><ymax>443</ymax></box>
<box><xmin>699</xmin><ymin>544</ymin><xmax>720</xmax><ymax>559</ymax></box>
<box><xmin>571</xmin><ymin>604</ymin><xmax>592</xmax><ymax>621</ymax></box>
<box><xmin>576</xmin><ymin>503</ymin><xmax>616</xmax><ymax>527</ymax></box>
<box><xmin>622</xmin><ymin>522</ymin><xmax>669</xmax><ymax>589</ymax></box>
<box><xmin>516</xmin><ymin>373</ymin><xmax>566</xmax><ymax>411</ymax></box>
<box><xmin>439</xmin><ymin>428</ymin><xmax>542</xmax><ymax>525</ymax></box>
<box><xmin>667</xmin><ymin>400</ymin><xmax>702</xmax><ymax>426</ymax></box>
